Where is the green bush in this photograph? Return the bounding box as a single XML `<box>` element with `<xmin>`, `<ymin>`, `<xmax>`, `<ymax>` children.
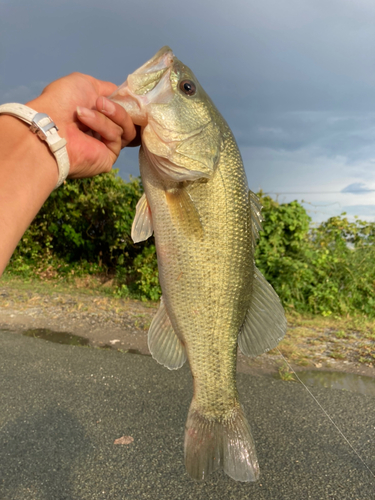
<box><xmin>254</xmin><ymin>194</ymin><xmax>313</xmax><ymax>309</ymax></box>
<box><xmin>255</xmin><ymin>194</ymin><xmax>375</xmax><ymax>317</ymax></box>
<box><xmin>8</xmin><ymin>170</ymin><xmax>159</xmax><ymax>299</ymax></box>
<box><xmin>132</xmin><ymin>245</ymin><xmax>161</xmax><ymax>301</ymax></box>
<box><xmin>308</xmin><ymin>215</ymin><xmax>375</xmax><ymax>316</ymax></box>
<box><xmin>114</xmin><ymin>244</ymin><xmax>161</xmax><ymax>301</ymax></box>
<box><xmin>6</xmin><ymin>172</ymin><xmax>375</xmax><ymax>314</ymax></box>
<box><xmin>15</xmin><ymin>169</ymin><xmax>142</xmax><ymax>266</ymax></box>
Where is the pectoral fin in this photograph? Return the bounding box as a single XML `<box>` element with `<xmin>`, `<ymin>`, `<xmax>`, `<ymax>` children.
<box><xmin>165</xmin><ymin>188</ymin><xmax>204</xmax><ymax>239</ymax></box>
<box><xmin>131</xmin><ymin>193</ymin><xmax>153</xmax><ymax>243</ymax></box>
<box><xmin>148</xmin><ymin>297</ymin><xmax>187</xmax><ymax>370</ymax></box>
<box><xmin>238</xmin><ymin>266</ymin><xmax>287</xmax><ymax>357</ymax></box>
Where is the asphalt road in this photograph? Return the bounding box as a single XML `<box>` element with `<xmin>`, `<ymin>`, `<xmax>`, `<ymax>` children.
<box><xmin>0</xmin><ymin>330</ymin><xmax>374</xmax><ymax>500</ymax></box>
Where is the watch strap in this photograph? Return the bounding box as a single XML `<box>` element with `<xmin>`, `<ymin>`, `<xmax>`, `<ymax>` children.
<box><xmin>0</xmin><ymin>103</ymin><xmax>70</xmax><ymax>188</ymax></box>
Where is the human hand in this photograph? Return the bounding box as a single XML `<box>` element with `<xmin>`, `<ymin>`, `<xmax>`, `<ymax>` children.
<box><xmin>26</xmin><ymin>73</ymin><xmax>139</xmax><ymax>178</ymax></box>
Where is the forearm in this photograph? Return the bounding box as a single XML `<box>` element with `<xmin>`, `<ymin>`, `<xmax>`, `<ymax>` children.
<box><xmin>0</xmin><ymin>73</ymin><xmax>138</xmax><ymax>278</ymax></box>
<box><xmin>0</xmin><ymin>114</ymin><xmax>58</xmax><ymax>275</ymax></box>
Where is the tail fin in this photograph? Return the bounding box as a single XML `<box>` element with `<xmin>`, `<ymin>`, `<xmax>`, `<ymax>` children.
<box><xmin>184</xmin><ymin>404</ymin><xmax>259</xmax><ymax>482</ymax></box>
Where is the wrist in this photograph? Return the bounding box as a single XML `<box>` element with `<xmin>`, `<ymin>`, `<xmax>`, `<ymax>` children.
<box><xmin>0</xmin><ymin>101</ymin><xmax>70</xmax><ymax>188</ymax></box>
<box><xmin>0</xmin><ymin>114</ymin><xmax>59</xmax><ymax>275</ymax></box>
<box><xmin>26</xmin><ymin>95</ymin><xmax>68</xmax><ymax>140</ymax></box>
<box><xmin>0</xmin><ymin>114</ymin><xmax>58</xmax><ymax>186</ymax></box>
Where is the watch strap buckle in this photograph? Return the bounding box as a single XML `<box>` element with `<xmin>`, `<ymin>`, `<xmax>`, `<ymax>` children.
<box><xmin>30</xmin><ymin>112</ymin><xmax>58</xmax><ymax>140</ymax></box>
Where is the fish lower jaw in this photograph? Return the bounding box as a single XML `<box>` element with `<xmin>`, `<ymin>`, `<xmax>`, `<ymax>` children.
<box><xmin>111</xmin><ymin>88</ymin><xmax>148</xmax><ymax>126</ymax></box>
<box><xmin>131</xmin><ymin>112</ymin><xmax>148</xmax><ymax>127</ymax></box>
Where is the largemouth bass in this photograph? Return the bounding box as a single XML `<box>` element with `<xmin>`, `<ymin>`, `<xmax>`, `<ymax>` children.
<box><xmin>111</xmin><ymin>47</ymin><xmax>287</xmax><ymax>482</ymax></box>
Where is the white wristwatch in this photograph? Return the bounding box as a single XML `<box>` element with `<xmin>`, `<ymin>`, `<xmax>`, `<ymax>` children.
<box><xmin>0</xmin><ymin>103</ymin><xmax>70</xmax><ymax>189</ymax></box>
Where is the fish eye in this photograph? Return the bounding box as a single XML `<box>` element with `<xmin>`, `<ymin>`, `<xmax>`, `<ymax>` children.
<box><xmin>179</xmin><ymin>80</ymin><xmax>196</xmax><ymax>96</ymax></box>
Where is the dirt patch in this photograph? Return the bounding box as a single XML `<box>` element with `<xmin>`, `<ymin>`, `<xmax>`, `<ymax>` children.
<box><xmin>0</xmin><ymin>282</ymin><xmax>374</xmax><ymax>378</ymax></box>
<box><xmin>0</xmin><ymin>285</ymin><xmax>156</xmax><ymax>355</ymax></box>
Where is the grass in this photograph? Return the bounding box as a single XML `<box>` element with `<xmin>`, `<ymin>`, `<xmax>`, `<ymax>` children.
<box><xmin>278</xmin><ymin>364</ymin><xmax>296</xmax><ymax>382</ymax></box>
<box><xmin>266</xmin><ymin>309</ymin><xmax>375</xmax><ymax>368</ymax></box>
<box><xmin>335</xmin><ymin>330</ymin><xmax>347</xmax><ymax>339</ymax></box>
<box><xmin>2</xmin><ymin>273</ymin><xmax>375</xmax><ymax>369</ymax></box>
<box><xmin>1</xmin><ymin>270</ymin><xmax>110</xmax><ymax>297</ymax></box>
<box><xmin>329</xmin><ymin>351</ymin><xmax>346</xmax><ymax>360</ymax></box>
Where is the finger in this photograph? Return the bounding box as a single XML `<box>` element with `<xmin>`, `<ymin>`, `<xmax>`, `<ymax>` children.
<box><xmin>76</xmin><ymin>106</ymin><xmax>125</xmax><ymax>153</ymax></box>
<box><xmin>67</xmin><ymin>132</ymin><xmax>116</xmax><ymax>178</ymax></box>
<box><xmin>96</xmin><ymin>79</ymin><xmax>118</xmax><ymax>98</ymax></box>
<box><xmin>96</xmin><ymin>96</ymin><xmax>137</xmax><ymax>146</ymax></box>
<box><xmin>76</xmin><ymin>74</ymin><xmax>118</xmax><ymax>98</ymax></box>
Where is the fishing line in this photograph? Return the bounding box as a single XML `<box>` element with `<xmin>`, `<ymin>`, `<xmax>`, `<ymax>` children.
<box><xmin>276</xmin><ymin>348</ymin><xmax>375</xmax><ymax>481</ymax></box>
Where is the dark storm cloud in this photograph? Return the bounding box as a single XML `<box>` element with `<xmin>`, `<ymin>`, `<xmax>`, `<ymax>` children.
<box><xmin>229</xmin><ymin>109</ymin><xmax>375</xmax><ymax>159</ymax></box>
<box><xmin>1</xmin><ymin>0</ymin><xmax>375</xmax><ymax>220</ymax></box>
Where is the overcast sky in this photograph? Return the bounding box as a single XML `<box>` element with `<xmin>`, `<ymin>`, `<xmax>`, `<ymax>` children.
<box><xmin>1</xmin><ymin>0</ymin><xmax>374</xmax><ymax>222</ymax></box>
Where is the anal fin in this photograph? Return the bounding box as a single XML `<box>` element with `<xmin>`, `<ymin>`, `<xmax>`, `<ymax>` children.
<box><xmin>238</xmin><ymin>266</ymin><xmax>287</xmax><ymax>357</ymax></box>
<box><xmin>131</xmin><ymin>193</ymin><xmax>153</xmax><ymax>243</ymax></box>
<box><xmin>148</xmin><ymin>296</ymin><xmax>187</xmax><ymax>370</ymax></box>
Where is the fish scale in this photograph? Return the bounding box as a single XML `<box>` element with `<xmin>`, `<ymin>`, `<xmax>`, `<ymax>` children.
<box><xmin>111</xmin><ymin>46</ymin><xmax>287</xmax><ymax>482</ymax></box>
<box><xmin>142</xmin><ymin>125</ymin><xmax>253</xmax><ymax>441</ymax></box>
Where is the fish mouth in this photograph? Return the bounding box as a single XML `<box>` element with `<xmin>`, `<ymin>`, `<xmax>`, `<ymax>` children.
<box><xmin>110</xmin><ymin>46</ymin><xmax>175</xmax><ymax>126</ymax></box>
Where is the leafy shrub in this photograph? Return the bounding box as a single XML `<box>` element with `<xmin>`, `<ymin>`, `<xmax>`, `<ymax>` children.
<box><xmin>15</xmin><ymin>169</ymin><xmax>142</xmax><ymax>266</ymax></box>
<box><xmin>6</xmin><ymin>173</ymin><xmax>375</xmax><ymax>314</ymax></box>
<box><xmin>114</xmin><ymin>244</ymin><xmax>161</xmax><ymax>301</ymax></box>
<box><xmin>132</xmin><ymin>245</ymin><xmax>161</xmax><ymax>301</ymax></box>
<box><xmin>255</xmin><ymin>194</ymin><xmax>375</xmax><ymax>317</ymax></box>
<box><xmin>308</xmin><ymin>215</ymin><xmax>375</xmax><ymax>316</ymax></box>
<box><xmin>255</xmin><ymin>194</ymin><xmax>313</xmax><ymax>309</ymax></box>
<box><xmin>8</xmin><ymin>170</ymin><xmax>159</xmax><ymax>299</ymax></box>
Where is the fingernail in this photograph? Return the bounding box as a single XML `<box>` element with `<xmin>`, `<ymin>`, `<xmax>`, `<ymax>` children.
<box><xmin>100</xmin><ymin>97</ymin><xmax>116</xmax><ymax>116</ymax></box>
<box><xmin>77</xmin><ymin>106</ymin><xmax>95</xmax><ymax>118</ymax></box>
